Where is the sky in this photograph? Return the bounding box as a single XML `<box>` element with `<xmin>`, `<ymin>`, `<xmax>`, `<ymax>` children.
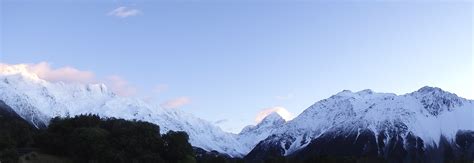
<box><xmin>0</xmin><ymin>0</ymin><xmax>472</xmax><ymax>133</ymax></box>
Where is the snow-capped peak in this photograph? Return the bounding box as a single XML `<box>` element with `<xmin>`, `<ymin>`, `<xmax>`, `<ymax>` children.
<box><xmin>237</xmin><ymin>112</ymin><xmax>286</xmax><ymax>153</ymax></box>
<box><xmin>0</xmin><ymin>63</ymin><xmax>44</xmax><ymax>83</ymax></box>
<box><xmin>249</xmin><ymin>87</ymin><xmax>473</xmax><ymax>157</ymax></box>
<box><xmin>258</xmin><ymin>112</ymin><xmax>285</xmax><ymax>126</ymax></box>
<box><xmin>410</xmin><ymin>86</ymin><xmax>464</xmax><ymax>116</ymax></box>
<box><xmin>0</xmin><ymin>69</ymin><xmax>247</xmax><ymax>157</ymax></box>
<box><xmin>1</xmin><ymin>65</ymin><xmax>472</xmax><ymax>158</ymax></box>
<box><xmin>416</xmin><ymin>86</ymin><xmax>445</xmax><ymax>94</ymax></box>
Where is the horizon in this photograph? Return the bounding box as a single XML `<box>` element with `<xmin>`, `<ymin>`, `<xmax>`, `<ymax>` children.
<box><xmin>1</xmin><ymin>0</ymin><xmax>472</xmax><ymax>133</ymax></box>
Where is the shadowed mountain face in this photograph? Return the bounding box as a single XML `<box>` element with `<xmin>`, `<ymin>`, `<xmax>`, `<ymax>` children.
<box><xmin>0</xmin><ymin>100</ymin><xmax>39</xmax><ymax>129</ymax></box>
<box><xmin>293</xmin><ymin>130</ymin><xmax>474</xmax><ymax>162</ymax></box>
<box><xmin>246</xmin><ymin>128</ymin><xmax>474</xmax><ymax>162</ymax></box>
<box><xmin>0</xmin><ymin>100</ymin><xmax>23</xmax><ymax>120</ymax></box>
<box><xmin>0</xmin><ymin>100</ymin><xmax>38</xmax><ymax>151</ymax></box>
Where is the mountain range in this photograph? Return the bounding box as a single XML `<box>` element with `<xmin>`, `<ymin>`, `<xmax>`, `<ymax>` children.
<box><xmin>0</xmin><ymin>64</ymin><xmax>473</xmax><ymax>162</ymax></box>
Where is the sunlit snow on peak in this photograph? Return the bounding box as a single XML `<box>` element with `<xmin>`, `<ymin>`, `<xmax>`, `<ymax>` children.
<box><xmin>0</xmin><ymin>63</ymin><xmax>43</xmax><ymax>82</ymax></box>
<box><xmin>255</xmin><ymin>106</ymin><xmax>293</xmax><ymax>123</ymax></box>
<box><xmin>0</xmin><ymin>62</ymin><xmax>96</xmax><ymax>84</ymax></box>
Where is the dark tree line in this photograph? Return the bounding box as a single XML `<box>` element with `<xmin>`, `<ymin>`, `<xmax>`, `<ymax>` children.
<box><xmin>0</xmin><ymin>112</ymin><xmax>391</xmax><ymax>163</ymax></box>
<box><xmin>0</xmin><ymin>114</ymin><xmax>195</xmax><ymax>163</ymax></box>
<box><xmin>3</xmin><ymin>113</ymin><xmax>455</xmax><ymax>163</ymax></box>
<box><xmin>35</xmin><ymin>114</ymin><xmax>195</xmax><ymax>162</ymax></box>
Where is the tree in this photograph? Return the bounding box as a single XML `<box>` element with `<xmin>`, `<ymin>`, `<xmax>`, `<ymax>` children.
<box><xmin>68</xmin><ymin>127</ymin><xmax>110</xmax><ymax>162</ymax></box>
<box><xmin>162</xmin><ymin>131</ymin><xmax>194</xmax><ymax>161</ymax></box>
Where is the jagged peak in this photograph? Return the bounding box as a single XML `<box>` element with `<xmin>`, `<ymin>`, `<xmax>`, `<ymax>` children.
<box><xmin>238</xmin><ymin>112</ymin><xmax>285</xmax><ymax>138</ymax></box>
<box><xmin>416</xmin><ymin>86</ymin><xmax>445</xmax><ymax>94</ymax></box>
<box><xmin>411</xmin><ymin>86</ymin><xmax>461</xmax><ymax>100</ymax></box>
<box><xmin>409</xmin><ymin>86</ymin><xmax>464</xmax><ymax>116</ymax></box>
<box><xmin>333</xmin><ymin>89</ymin><xmax>377</xmax><ymax>98</ymax></box>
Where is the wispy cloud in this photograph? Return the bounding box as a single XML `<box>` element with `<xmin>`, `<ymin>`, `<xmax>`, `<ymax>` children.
<box><xmin>108</xmin><ymin>6</ymin><xmax>141</xmax><ymax>18</ymax></box>
<box><xmin>160</xmin><ymin>97</ymin><xmax>191</xmax><ymax>109</ymax></box>
<box><xmin>255</xmin><ymin>106</ymin><xmax>293</xmax><ymax>123</ymax></box>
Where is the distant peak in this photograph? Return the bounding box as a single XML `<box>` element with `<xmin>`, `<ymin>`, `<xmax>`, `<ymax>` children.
<box><xmin>411</xmin><ymin>86</ymin><xmax>464</xmax><ymax>116</ymax></box>
<box><xmin>334</xmin><ymin>89</ymin><xmax>376</xmax><ymax>97</ymax></box>
<box><xmin>356</xmin><ymin>89</ymin><xmax>374</xmax><ymax>95</ymax></box>
<box><xmin>239</xmin><ymin>112</ymin><xmax>285</xmax><ymax>135</ymax></box>
<box><xmin>265</xmin><ymin>112</ymin><xmax>284</xmax><ymax>120</ymax></box>
<box><xmin>416</xmin><ymin>86</ymin><xmax>444</xmax><ymax>94</ymax></box>
<box><xmin>413</xmin><ymin>86</ymin><xmax>457</xmax><ymax>98</ymax></box>
<box><xmin>259</xmin><ymin>112</ymin><xmax>285</xmax><ymax>124</ymax></box>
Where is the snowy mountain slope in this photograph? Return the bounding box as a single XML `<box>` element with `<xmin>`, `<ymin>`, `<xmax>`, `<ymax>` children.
<box><xmin>246</xmin><ymin>87</ymin><xmax>474</xmax><ymax>161</ymax></box>
<box><xmin>2</xmin><ymin>63</ymin><xmax>473</xmax><ymax>160</ymax></box>
<box><xmin>238</xmin><ymin>112</ymin><xmax>286</xmax><ymax>152</ymax></box>
<box><xmin>0</xmin><ymin>64</ymin><xmax>247</xmax><ymax>157</ymax></box>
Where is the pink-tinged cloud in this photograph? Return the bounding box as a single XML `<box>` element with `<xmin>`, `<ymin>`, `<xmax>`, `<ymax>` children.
<box><xmin>0</xmin><ymin>62</ymin><xmax>96</xmax><ymax>84</ymax></box>
<box><xmin>29</xmin><ymin>62</ymin><xmax>96</xmax><ymax>84</ymax></box>
<box><xmin>255</xmin><ymin>106</ymin><xmax>293</xmax><ymax>123</ymax></box>
<box><xmin>160</xmin><ymin>97</ymin><xmax>191</xmax><ymax>109</ymax></box>
<box><xmin>105</xmin><ymin>75</ymin><xmax>137</xmax><ymax>97</ymax></box>
<box><xmin>0</xmin><ymin>62</ymin><xmax>140</xmax><ymax>97</ymax></box>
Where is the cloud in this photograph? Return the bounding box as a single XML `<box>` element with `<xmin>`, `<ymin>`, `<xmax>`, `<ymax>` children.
<box><xmin>108</xmin><ymin>6</ymin><xmax>141</xmax><ymax>18</ymax></box>
<box><xmin>275</xmin><ymin>93</ymin><xmax>294</xmax><ymax>100</ymax></box>
<box><xmin>104</xmin><ymin>75</ymin><xmax>137</xmax><ymax>96</ymax></box>
<box><xmin>160</xmin><ymin>97</ymin><xmax>191</xmax><ymax>109</ymax></box>
<box><xmin>0</xmin><ymin>62</ymin><xmax>96</xmax><ymax>84</ymax></box>
<box><xmin>0</xmin><ymin>62</ymin><xmax>192</xmax><ymax>105</ymax></box>
<box><xmin>0</xmin><ymin>62</ymin><xmax>142</xmax><ymax>97</ymax></box>
<box><xmin>255</xmin><ymin>106</ymin><xmax>293</xmax><ymax>123</ymax></box>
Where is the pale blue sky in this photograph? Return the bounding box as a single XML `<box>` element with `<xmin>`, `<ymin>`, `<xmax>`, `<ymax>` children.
<box><xmin>1</xmin><ymin>0</ymin><xmax>472</xmax><ymax>132</ymax></box>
